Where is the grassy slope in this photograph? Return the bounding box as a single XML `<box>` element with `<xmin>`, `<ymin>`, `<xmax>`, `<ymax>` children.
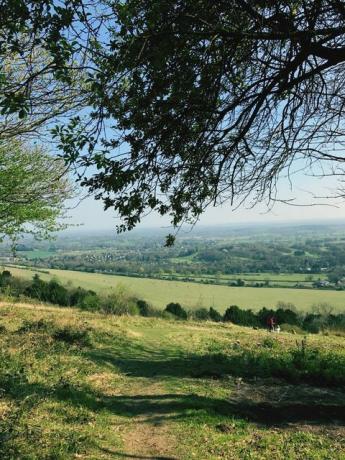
<box><xmin>5</xmin><ymin>265</ymin><xmax>345</xmax><ymax>312</ymax></box>
<box><xmin>1</xmin><ymin>301</ymin><xmax>345</xmax><ymax>459</ymax></box>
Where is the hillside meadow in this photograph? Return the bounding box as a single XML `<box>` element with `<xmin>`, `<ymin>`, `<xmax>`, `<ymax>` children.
<box><xmin>1</xmin><ymin>300</ymin><xmax>345</xmax><ymax>459</ymax></box>
<box><xmin>4</xmin><ymin>265</ymin><xmax>345</xmax><ymax>312</ymax></box>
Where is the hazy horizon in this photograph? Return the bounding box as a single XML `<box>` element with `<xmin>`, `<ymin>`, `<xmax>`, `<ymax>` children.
<box><xmin>64</xmin><ymin>156</ymin><xmax>345</xmax><ymax>232</ymax></box>
<box><xmin>67</xmin><ymin>191</ymin><xmax>345</xmax><ymax>233</ymax></box>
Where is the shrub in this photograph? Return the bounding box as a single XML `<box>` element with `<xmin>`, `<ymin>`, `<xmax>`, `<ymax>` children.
<box><xmin>209</xmin><ymin>307</ymin><xmax>222</xmax><ymax>322</ymax></box>
<box><xmin>326</xmin><ymin>313</ymin><xmax>345</xmax><ymax>329</ymax></box>
<box><xmin>0</xmin><ymin>270</ymin><xmax>12</xmax><ymax>287</ymax></box>
<box><xmin>24</xmin><ymin>274</ymin><xmax>47</xmax><ymax>301</ymax></box>
<box><xmin>78</xmin><ymin>292</ymin><xmax>100</xmax><ymax>311</ymax></box>
<box><xmin>101</xmin><ymin>286</ymin><xmax>139</xmax><ymax>315</ymax></box>
<box><xmin>303</xmin><ymin>313</ymin><xmax>323</xmax><ymax>333</ymax></box>
<box><xmin>137</xmin><ymin>299</ymin><xmax>151</xmax><ymax>316</ymax></box>
<box><xmin>136</xmin><ymin>300</ymin><xmax>162</xmax><ymax>317</ymax></box>
<box><xmin>261</xmin><ymin>336</ymin><xmax>279</xmax><ymax>349</ymax></box>
<box><xmin>46</xmin><ymin>279</ymin><xmax>69</xmax><ymax>306</ymax></box>
<box><xmin>70</xmin><ymin>287</ymin><xmax>95</xmax><ymax>306</ymax></box>
<box><xmin>275</xmin><ymin>308</ymin><xmax>301</xmax><ymax>326</ymax></box>
<box><xmin>24</xmin><ymin>275</ymin><xmax>70</xmax><ymax>306</ymax></box>
<box><xmin>3</xmin><ymin>276</ymin><xmax>28</xmax><ymax>297</ymax></box>
<box><xmin>165</xmin><ymin>302</ymin><xmax>187</xmax><ymax>319</ymax></box>
<box><xmin>223</xmin><ymin>305</ymin><xmax>258</xmax><ymax>327</ymax></box>
<box><xmin>193</xmin><ymin>308</ymin><xmax>210</xmax><ymax>321</ymax></box>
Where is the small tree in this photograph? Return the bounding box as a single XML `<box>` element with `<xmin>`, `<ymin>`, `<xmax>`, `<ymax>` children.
<box><xmin>165</xmin><ymin>302</ymin><xmax>187</xmax><ymax>320</ymax></box>
<box><xmin>328</xmin><ymin>268</ymin><xmax>345</xmax><ymax>284</ymax></box>
<box><xmin>0</xmin><ymin>139</ymin><xmax>73</xmax><ymax>245</ymax></box>
<box><xmin>137</xmin><ymin>299</ymin><xmax>151</xmax><ymax>317</ymax></box>
<box><xmin>209</xmin><ymin>307</ymin><xmax>222</xmax><ymax>322</ymax></box>
<box><xmin>223</xmin><ymin>305</ymin><xmax>258</xmax><ymax>326</ymax></box>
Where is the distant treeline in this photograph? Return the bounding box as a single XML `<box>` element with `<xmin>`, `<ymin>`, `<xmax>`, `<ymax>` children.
<box><xmin>0</xmin><ymin>270</ymin><xmax>344</xmax><ymax>334</ymax></box>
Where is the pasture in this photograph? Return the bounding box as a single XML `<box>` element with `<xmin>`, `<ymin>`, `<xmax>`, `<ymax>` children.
<box><xmin>5</xmin><ymin>265</ymin><xmax>345</xmax><ymax>312</ymax></box>
<box><xmin>1</xmin><ymin>301</ymin><xmax>345</xmax><ymax>459</ymax></box>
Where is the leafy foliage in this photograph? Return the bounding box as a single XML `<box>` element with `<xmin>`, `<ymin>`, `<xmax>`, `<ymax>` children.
<box><xmin>165</xmin><ymin>302</ymin><xmax>188</xmax><ymax>319</ymax></box>
<box><xmin>2</xmin><ymin>2</ymin><xmax>345</xmax><ymax>233</ymax></box>
<box><xmin>223</xmin><ymin>305</ymin><xmax>259</xmax><ymax>327</ymax></box>
<box><xmin>0</xmin><ymin>139</ymin><xmax>72</xmax><ymax>243</ymax></box>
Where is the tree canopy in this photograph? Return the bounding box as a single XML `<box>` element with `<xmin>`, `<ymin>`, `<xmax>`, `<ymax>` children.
<box><xmin>0</xmin><ymin>139</ymin><xmax>72</xmax><ymax>243</ymax></box>
<box><xmin>1</xmin><ymin>1</ymin><xmax>345</xmax><ymax>241</ymax></box>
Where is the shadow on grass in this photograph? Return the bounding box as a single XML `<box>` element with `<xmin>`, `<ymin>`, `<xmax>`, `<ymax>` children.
<box><xmin>99</xmin><ymin>447</ymin><xmax>177</xmax><ymax>459</ymax></box>
<box><xmin>3</xmin><ymin>332</ymin><xmax>345</xmax><ymax>460</ymax></box>
<box><xmin>5</xmin><ymin>376</ymin><xmax>345</xmax><ymax>427</ymax></box>
<box><xmin>84</xmin><ymin>341</ymin><xmax>345</xmax><ymax>387</ymax></box>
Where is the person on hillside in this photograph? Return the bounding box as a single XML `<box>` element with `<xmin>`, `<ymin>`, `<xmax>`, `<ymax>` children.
<box><xmin>267</xmin><ymin>316</ymin><xmax>276</xmax><ymax>332</ymax></box>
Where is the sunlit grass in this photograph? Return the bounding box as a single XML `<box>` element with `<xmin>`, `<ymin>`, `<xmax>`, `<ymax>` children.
<box><xmin>1</xmin><ymin>301</ymin><xmax>345</xmax><ymax>458</ymax></box>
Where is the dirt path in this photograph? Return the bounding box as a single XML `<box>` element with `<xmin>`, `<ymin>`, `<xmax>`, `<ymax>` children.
<box><xmin>122</xmin><ymin>416</ymin><xmax>177</xmax><ymax>460</ymax></box>
<box><xmin>115</xmin><ymin>382</ymin><xmax>178</xmax><ymax>459</ymax></box>
<box><xmin>87</xmin><ymin>371</ymin><xmax>179</xmax><ymax>458</ymax></box>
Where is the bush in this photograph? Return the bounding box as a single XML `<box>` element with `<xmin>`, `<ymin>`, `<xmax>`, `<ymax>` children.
<box><xmin>4</xmin><ymin>271</ymin><xmax>345</xmax><ymax>335</ymax></box>
<box><xmin>303</xmin><ymin>313</ymin><xmax>323</xmax><ymax>333</ymax></box>
<box><xmin>24</xmin><ymin>275</ymin><xmax>70</xmax><ymax>306</ymax></box>
<box><xmin>101</xmin><ymin>286</ymin><xmax>139</xmax><ymax>315</ymax></box>
<box><xmin>136</xmin><ymin>299</ymin><xmax>162</xmax><ymax>317</ymax></box>
<box><xmin>0</xmin><ymin>271</ymin><xmax>28</xmax><ymax>298</ymax></box>
<box><xmin>70</xmin><ymin>287</ymin><xmax>96</xmax><ymax>306</ymax></box>
<box><xmin>223</xmin><ymin>305</ymin><xmax>258</xmax><ymax>327</ymax></box>
<box><xmin>275</xmin><ymin>308</ymin><xmax>301</xmax><ymax>326</ymax></box>
<box><xmin>24</xmin><ymin>274</ymin><xmax>47</xmax><ymax>300</ymax></box>
<box><xmin>193</xmin><ymin>308</ymin><xmax>210</xmax><ymax>321</ymax></box>
<box><xmin>0</xmin><ymin>270</ymin><xmax>12</xmax><ymax>288</ymax></box>
<box><xmin>165</xmin><ymin>302</ymin><xmax>187</xmax><ymax>319</ymax></box>
<box><xmin>78</xmin><ymin>292</ymin><xmax>100</xmax><ymax>311</ymax></box>
<box><xmin>46</xmin><ymin>279</ymin><xmax>70</xmax><ymax>306</ymax></box>
<box><xmin>261</xmin><ymin>336</ymin><xmax>279</xmax><ymax>349</ymax></box>
<box><xmin>209</xmin><ymin>307</ymin><xmax>222</xmax><ymax>322</ymax></box>
<box><xmin>137</xmin><ymin>299</ymin><xmax>151</xmax><ymax>316</ymax></box>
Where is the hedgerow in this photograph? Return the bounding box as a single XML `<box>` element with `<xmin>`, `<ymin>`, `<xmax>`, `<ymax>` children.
<box><xmin>1</xmin><ymin>270</ymin><xmax>345</xmax><ymax>333</ymax></box>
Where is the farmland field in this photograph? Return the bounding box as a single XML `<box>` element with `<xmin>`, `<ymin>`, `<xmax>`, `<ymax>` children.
<box><xmin>5</xmin><ymin>265</ymin><xmax>345</xmax><ymax>312</ymax></box>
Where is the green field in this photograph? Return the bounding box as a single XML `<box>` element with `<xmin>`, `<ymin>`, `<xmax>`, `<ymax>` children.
<box><xmin>17</xmin><ymin>250</ymin><xmax>54</xmax><ymax>259</ymax></box>
<box><xmin>5</xmin><ymin>265</ymin><xmax>345</xmax><ymax>312</ymax></box>
<box><xmin>1</xmin><ymin>302</ymin><xmax>345</xmax><ymax>459</ymax></box>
